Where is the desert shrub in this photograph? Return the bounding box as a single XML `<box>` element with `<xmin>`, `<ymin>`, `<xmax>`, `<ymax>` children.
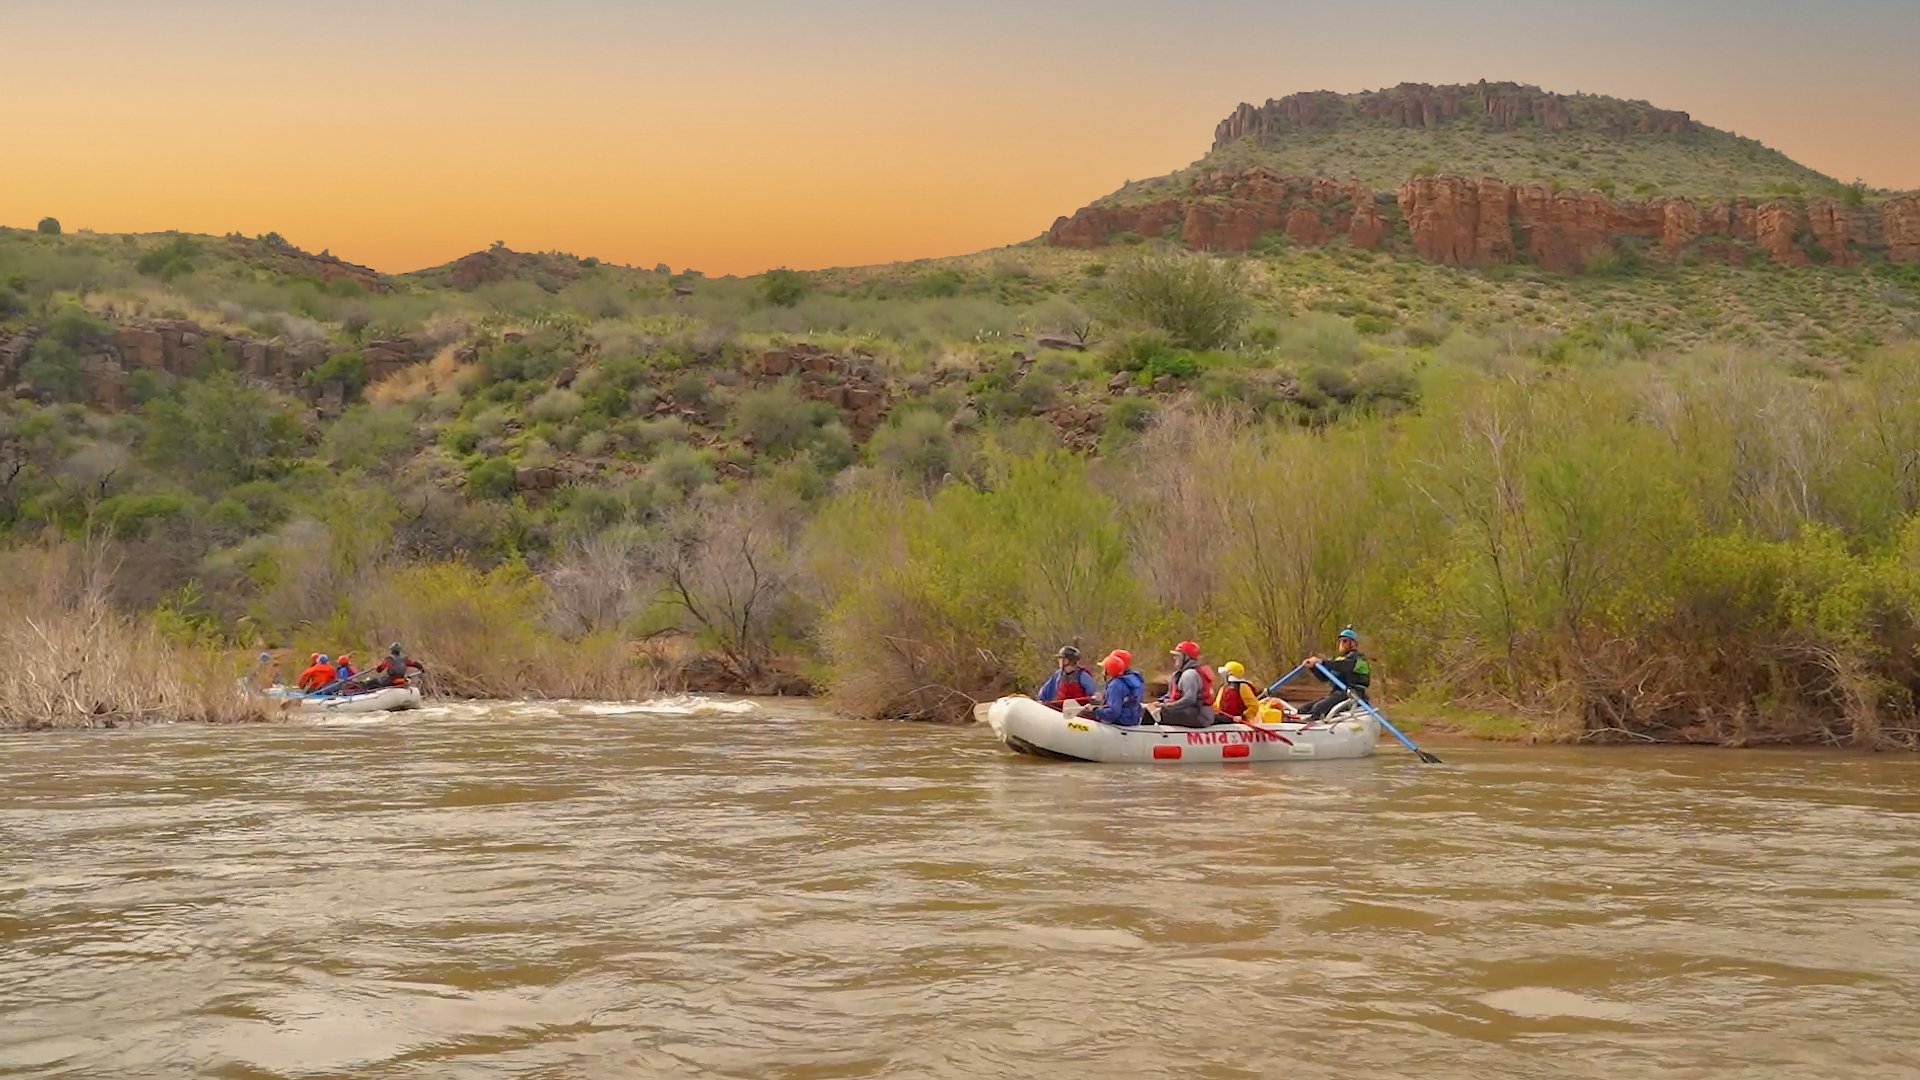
<box><xmin>1106</xmin><ymin>252</ymin><xmax>1251</xmax><ymax>349</ymax></box>
<box><xmin>812</xmin><ymin>452</ymin><xmax>1156</xmax><ymax>720</ymax></box>
<box><xmin>323</xmin><ymin>404</ymin><xmax>416</xmax><ymax>472</ymax></box>
<box><xmin>1280</xmin><ymin>314</ymin><xmax>1362</xmax><ymax>366</ymax></box>
<box><xmin>870</xmin><ymin>409</ymin><xmax>955</xmax><ymax>488</ymax></box>
<box><xmin>528</xmin><ymin>387</ymin><xmax>585</xmax><ymax>424</ymax></box>
<box><xmin>479</xmin><ymin>339</ymin><xmax>568</xmax><ymax>385</ymax></box>
<box><xmin>142</xmin><ymin>375</ymin><xmax>305</xmax><ymax>492</ymax></box>
<box><xmin>37</xmin><ymin>217</ymin><xmax>61</xmax><ymax>235</ymax></box>
<box><xmin>351</xmin><ymin>560</ymin><xmax>653</xmax><ymax>698</ymax></box>
<box><xmin>649</xmin><ymin>446</ymin><xmax>714</xmax><ymax>496</ymax></box>
<box><xmin>466</xmin><ymin>456</ymin><xmax>517</xmax><ymax>499</ymax></box>
<box><xmin>759</xmin><ymin>268</ymin><xmax>809</xmax><ymax>308</ymax></box>
<box><xmin>136</xmin><ymin>236</ymin><xmax>200</xmax><ymax>281</ymax></box>
<box><xmin>731</xmin><ymin>381</ymin><xmax>838</xmax><ymax>460</ymax></box>
<box><xmin>21</xmin><ymin>304</ymin><xmax>113</xmax><ymax>401</ymax></box>
<box><xmin>304</xmin><ymin>349</ymin><xmax>367</xmax><ymax>396</ymax></box>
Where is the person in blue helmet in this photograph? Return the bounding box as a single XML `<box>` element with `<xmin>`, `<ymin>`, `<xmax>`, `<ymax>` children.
<box><xmin>1298</xmin><ymin>626</ymin><xmax>1370</xmax><ymax>722</ymax></box>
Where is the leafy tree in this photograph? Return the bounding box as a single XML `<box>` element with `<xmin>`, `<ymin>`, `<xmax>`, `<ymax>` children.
<box><xmin>1106</xmin><ymin>252</ymin><xmax>1251</xmax><ymax>349</ymax></box>
<box><xmin>141</xmin><ymin>374</ymin><xmax>305</xmax><ymax>492</ymax></box>
<box><xmin>20</xmin><ymin>305</ymin><xmax>112</xmax><ymax>401</ymax></box>
<box><xmin>37</xmin><ymin>217</ymin><xmax>60</xmax><ymax>235</ymax></box>
<box><xmin>758</xmin><ymin>268</ymin><xmax>809</xmax><ymax>308</ymax></box>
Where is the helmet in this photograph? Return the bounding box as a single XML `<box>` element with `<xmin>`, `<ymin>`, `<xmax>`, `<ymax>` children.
<box><xmin>1111</xmin><ymin>649</ymin><xmax>1131</xmax><ymax>667</ymax></box>
<box><xmin>310</xmin><ymin>653</ymin><xmax>320</xmax><ymax>663</ymax></box>
<box><xmin>390</xmin><ymin>642</ymin><xmax>404</xmax><ymax>655</ymax></box>
<box><xmin>1056</xmin><ymin>645</ymin><xmax>1081</xmax><ymax>661</ymax></box>
<box><xmin>317</xmin><ymin>655</ymin><xmax>330</xmax><ymax>665</ymax></box>
<box><xmin>1173</xmin><ymin>640</ymin><xmax>1200</xmax><ymax>660</ymax></box>
<box><xmin>1339</xmin><ymin>626</ymin><xmax>1358</xmax><ymax>642</ymax></box>
<box><xmin>1220</xmin><ymin>660</ymin><xmax>1245</xmax><ymax>679</ymax></box>
<box><xmin>1102</xmin><ymin>653</ymin><xmax>1126</xmax><ymax>678</ymax></box>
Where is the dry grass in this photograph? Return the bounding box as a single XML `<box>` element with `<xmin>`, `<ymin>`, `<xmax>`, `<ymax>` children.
<box><xmin>366</xmin><ymin>344</ymin><xmax>481</xmax><ymax>406</ymax></box>
<box><xmin>0</xmin><ymin>544</ymin><xmax>267</xmax><ymax>731</ymax></box>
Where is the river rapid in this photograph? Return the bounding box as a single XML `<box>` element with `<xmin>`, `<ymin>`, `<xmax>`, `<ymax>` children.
<box><xmin>3</xmin><ymin>698</ymin><xmax>1919</xmax><ymax>1078</ymax></box>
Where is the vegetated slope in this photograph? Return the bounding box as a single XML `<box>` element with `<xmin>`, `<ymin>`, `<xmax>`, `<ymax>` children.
<box><xmin>6</xmin><ymin>185</ymin><xmax>1920</xmax><ymax>742</ymax></box>
<box><xmin>1051</xmin><ymin>81</ymin><xmax>1920</xmax><ymax>274</ymax></box>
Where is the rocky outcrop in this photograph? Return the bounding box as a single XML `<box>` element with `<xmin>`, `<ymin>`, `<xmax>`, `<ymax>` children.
<box><xmin>1214</xmin><ymin>82</ymin><xmax>1695</xmax><ymax>149</ymax></box>
<box><xmin>1888</xmin><ymin>194</ymin><xmax>1920</xmax><ymax>265</ymax></box>
<box><xmin>1050</xmin><ymin>167</ymin><xmax>1920</xmax><ymax>273</ymax></box>
<box><xmin>1050</xmin><ymin>170</ymin><xmax>1390</xmax><ymax>253</ymax></box>
<box><xmin>757</xmin><ymin>344</ymin><xmax>891</xmax><ymax>440</ymax></box>
<box><xmin>6</xmin><ymin>315</ymin><xmax>445</xmax><ymax>413</ymax></box>
<box><xmin>226</xmin><ymin>237</ymin><xmax>388</xmax><ymax>293</ymax></box>
<box><xmin>408</xmin><ymin>245</ymin><xmax>592</xmax><ymax>293</ymax></box>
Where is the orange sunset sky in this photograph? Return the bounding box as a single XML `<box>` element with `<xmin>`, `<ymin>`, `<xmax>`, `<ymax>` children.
<box><xmin>5</xmin><ymin>0</ymin><xmax>1917</xmax><ymax>277</ymax></box>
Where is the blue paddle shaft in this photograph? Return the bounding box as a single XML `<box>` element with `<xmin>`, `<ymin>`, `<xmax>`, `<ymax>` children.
<box><xmin>1262</xmin><ymin>662</ymin><xmax>1307</xmax><ymax>699</ymax></box>
<box><xmin>1312</xmin><ymin>662</ymin><xmax>1432</xmax><ymax>758</ymax></box>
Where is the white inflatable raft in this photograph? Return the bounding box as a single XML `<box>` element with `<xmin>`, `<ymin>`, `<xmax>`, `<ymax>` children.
<box><xmin>266</xmin><ymin>685</ymin><xmax>424</xmax><ymax>714</ymax></box>
<box><xmin>985</xmin><ymin>695</ymin><xmax>1378</xmax><ymax>763</ymax></box>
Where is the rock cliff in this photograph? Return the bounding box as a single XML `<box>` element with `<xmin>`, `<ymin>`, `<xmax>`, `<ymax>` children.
<box><xmin>1048</xmin><ymin>167</ymin><xmax>1920</xmax><ymax>273</ymax></box>
<box><xmin>3</xmin><ymin>317</ymin><xmax>431</xmax><ymax>413</ymax></box>
<box><xmin>1213</xmin><ymin>81</ymin><xmax>1697</xmax><ymax>150</ymax></box>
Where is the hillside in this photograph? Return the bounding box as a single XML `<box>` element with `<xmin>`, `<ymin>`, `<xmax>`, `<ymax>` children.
<box><xmin>1052</xmin><ymin>82</ymin><xmax>1920</xmax><ymax>274</ymax></box>
<box><xmin>7</xmin><ymin>73</ymin><xmax>1920</xmax><ymax>744</ymax></box>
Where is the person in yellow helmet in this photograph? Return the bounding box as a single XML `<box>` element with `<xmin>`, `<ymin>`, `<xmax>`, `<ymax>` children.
<box><xmin>1211</xmin><ymin>661</ymin><xmax>1264</xmax><ymax>722</ymax></box>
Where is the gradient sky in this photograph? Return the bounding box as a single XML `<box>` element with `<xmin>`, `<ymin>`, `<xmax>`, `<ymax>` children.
<box><xmin>4</xmin><ymin>0</ymin><xmax>1917</xmax><ymax>276</ymax></box>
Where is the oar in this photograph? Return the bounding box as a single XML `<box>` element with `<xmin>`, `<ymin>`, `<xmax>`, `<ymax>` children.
<box><xmin>1262</xmin><ymin>662</ymin><xmax>1306</xmax><ymax>699</ymax></box>
<box><xmin>1312</xmin><ymin>662</ymin><xmax>1442</xmax><ymax>764</ymax></box>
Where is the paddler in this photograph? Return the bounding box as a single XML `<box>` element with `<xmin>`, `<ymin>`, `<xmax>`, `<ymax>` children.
<box><xmin>296</xmin><ymin>654</ymin><xmax>337</xmax><ymax>692</ymax></box>
<box><xmin>1298</xmin><ymin>626</ymin><xmax>1370</xmax><ymax>722</ymax></box>
<box><xmin>1036</xmin><ymin>645</ymin><xmax>1097</xmax><ymax>710</ymax></box>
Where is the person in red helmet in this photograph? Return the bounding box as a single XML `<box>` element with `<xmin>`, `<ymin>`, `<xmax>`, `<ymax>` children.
<box><xmin>1085</xmin><ymin>651</ymin><xmax>1146</xmax><ymax>727</ymax></box>
<box><xmin>1156</xmin><ymin>640</ymin><xmax>1218</xmax><ymax>728</ymax></box>
<box><xmin>296</xmin><ymin>654</ymin><xmax>337</xmax><ymax>692</ymax></box>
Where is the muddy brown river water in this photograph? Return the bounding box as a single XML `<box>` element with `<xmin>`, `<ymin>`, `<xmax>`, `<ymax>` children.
<box><xmin>3</xmin><ymin>698</ymin><xmax>1920</xmax><ymax>1078</ymax></box>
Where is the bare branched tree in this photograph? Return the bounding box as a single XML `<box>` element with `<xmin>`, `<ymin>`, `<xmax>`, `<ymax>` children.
<box><xmin>642</xmin><ymin>493</ymin><xmax>802</xmax><ymax>687</ymax></box>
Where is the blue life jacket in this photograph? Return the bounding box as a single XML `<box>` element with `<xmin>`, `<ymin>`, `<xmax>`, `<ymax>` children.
<box><xmin>1092</xmin><ymin>670</ymin><xmax>1146</xmax><ymax>726</ymax></box>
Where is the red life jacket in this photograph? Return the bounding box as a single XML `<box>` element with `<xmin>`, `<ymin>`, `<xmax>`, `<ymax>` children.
<box><xmin>1049</xmin><ymin>667</ymin><xmax>1093</xmax><ymax>704</ymax></box>
<box><xmin>1214</xmin><ymin>679</ymin><xmax>1254</xmax><ymax>718</ymax></box>
<box><xmin>1170</xmin><ymin>660</ymin><xmax>1215</xmax><ymax>704</ymax></box>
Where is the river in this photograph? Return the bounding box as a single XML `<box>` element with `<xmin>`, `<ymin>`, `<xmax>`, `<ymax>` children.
<box><xmin>3</xmin><ymin>698</ymin><xmax>1918</xmax><ymax>1078</ymax></box>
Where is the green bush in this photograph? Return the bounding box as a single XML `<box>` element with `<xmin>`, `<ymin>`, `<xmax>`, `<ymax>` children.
<box><xmin>870</xmin><ymin>409</ymin><xmax>956</xmax><ymax>487</ymax></box>
<box><xmin>304</xmin><ymin>350</ymin><xmax>367</xmax><ymax>396</ymax></box>
<box><xmin>1106</xmin><ymin>253</ymin><xmax>1251</xmax><ymax>349</ymax></box>
<box><xmin>731</xmin><ymin>382</ymin><xmax>837</xmax><ymax>460</ymax></box>
<box><xmin>37</xmin><ymin>217</ymin><xmax>60</xmax><ymax>235</ymax></box>
<box><xmin>142</xmin><ymin>374</ymin><xmax>306</xmax><ymax>492</ymax></box>
<box><xmin>759</xmin><ymin>268</ymin><xmax>809</xmax><ymax>308</ymax></box>
<box><xmin>136</xmin><ymin>237</ymin><xmax>200</xmax><ymax>281</ymax></box>
<box><xmin>467</xmin><ymin>457</ymin><xmax>517</xmax><ymax>499</ymax></box>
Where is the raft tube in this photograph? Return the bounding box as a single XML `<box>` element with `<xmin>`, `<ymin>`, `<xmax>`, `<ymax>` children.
<box><xmin>267</xmin><ymin>685</ymin><xmax>424</xmax><ymax>713</ymax></box>
<box><xmin>985</xmin><ymin>695</ymin><xmax>1377</xmax><ymax>763</ymax></box>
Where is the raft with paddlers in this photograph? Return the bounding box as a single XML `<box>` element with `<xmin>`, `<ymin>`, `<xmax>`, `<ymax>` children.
<box><xmin>986</xmin><ymin>694</ymin><xmax>1378</xmax><ymax>763</ymax></box>
<box><xmin>252</xmin><ymin>642</ymin><xmax>430</xmax><ymax>714</ymax></box>
<box><xmin>266</xmin><ymin>684</ymin><xmax>424</xmax><ymax>714</ymax></box>
<box><xmin>989</xmin><ymin>629</ymin><xmax>1442</xmax><ymax>764</ymax></box>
